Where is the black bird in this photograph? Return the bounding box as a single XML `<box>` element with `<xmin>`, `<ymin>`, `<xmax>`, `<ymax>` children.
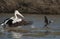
<box><xmin>43</xmin><ymin>16</ymin><xmax>53</xmax><ymax>28</ymax></box>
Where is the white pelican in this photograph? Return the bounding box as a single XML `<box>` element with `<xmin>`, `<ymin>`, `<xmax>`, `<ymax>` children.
<box><xmin>1</xmin><ymin>10</ymin><xmax>33</xmax><ymax>28</ymax></box>
<box><xmin>10</xmin><ymin>10</ymin><xmax>24</xmax><ymax>24</ymax></box>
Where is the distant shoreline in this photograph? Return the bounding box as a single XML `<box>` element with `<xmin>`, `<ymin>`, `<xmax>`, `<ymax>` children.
<box><xmin>0</xmin><ymin>12</ymin><xmax>60</xmax><ymax>15</ymax></box>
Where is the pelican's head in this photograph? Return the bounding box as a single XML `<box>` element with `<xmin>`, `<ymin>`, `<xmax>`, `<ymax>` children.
<box><xmin>10</xmin><ymin>10</ymin><xmax>24</xmax><ymax>19</ymax></box>
<box><xmin>14</xmin><ymin>10</ymin><xmax>24</xmax><ymax>19</ymax></box>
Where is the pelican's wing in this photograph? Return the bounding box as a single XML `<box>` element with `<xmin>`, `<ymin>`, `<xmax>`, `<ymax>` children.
<box><xmin>0</xmin><ymin>18</ymin><xmax>10</xmax><ymax>27</ymax></box>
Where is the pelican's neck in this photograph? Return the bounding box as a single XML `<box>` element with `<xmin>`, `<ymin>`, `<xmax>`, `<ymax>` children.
<box><xmin>15</xmin><ymin>10</ymin><xmax>24</xmax><ymax>18</ymax></box>
<box><xmin>15</xmin><ymin>13</ymin><xmax>18</xmax><ymax>19</ymax></box>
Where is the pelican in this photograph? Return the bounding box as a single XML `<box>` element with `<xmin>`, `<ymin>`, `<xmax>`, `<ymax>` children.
<box><xmin>1</xmin><ymin>10</ymin><xmax>33</xmax><ymax>28</ymax></box>
<box><xmin>43</xmin><ymin>16</ymin><xmax>53</xmax><ymax>28</ymax></box>
<box><xmin>10</xmin><ymin>10</ymin><xmax>24</xmax><ymax>24</ymax></box>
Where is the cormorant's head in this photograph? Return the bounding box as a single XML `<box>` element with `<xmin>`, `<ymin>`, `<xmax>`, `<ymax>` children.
<box><xmin>49</xmin><ymin>20</ymin><xmax>53</xmax><ymax>24</ymax></box>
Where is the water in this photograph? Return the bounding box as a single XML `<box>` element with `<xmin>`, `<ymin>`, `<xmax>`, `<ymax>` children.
<box><xmin>0</xmin><ymin>13</ymin><xmax>60</xmax><ymax>39</ymax></box>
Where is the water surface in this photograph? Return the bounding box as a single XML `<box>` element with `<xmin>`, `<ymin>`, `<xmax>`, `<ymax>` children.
<box><xmin>0</xmin><ymin>13</ymin><xmax>60</xmax><ymax>39</ymax></box>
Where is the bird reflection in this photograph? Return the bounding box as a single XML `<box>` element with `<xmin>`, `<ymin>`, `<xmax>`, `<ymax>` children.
<box><xmin>11</xmin><ymin>31</ymin><xmax>23</xmax><ymax>39</ymax></box>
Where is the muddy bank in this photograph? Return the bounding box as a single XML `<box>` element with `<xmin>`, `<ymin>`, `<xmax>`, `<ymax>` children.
<box><xmin>0</xmin><ymin>0</ymin><xmax>60</xmax><ymax>15</ymax></box>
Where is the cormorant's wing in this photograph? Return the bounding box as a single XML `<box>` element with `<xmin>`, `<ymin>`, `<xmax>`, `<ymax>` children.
<box><xmin>44</xmin><ymin>16</ymin><xmax>48</xmax><ymax>24</ymax></box>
